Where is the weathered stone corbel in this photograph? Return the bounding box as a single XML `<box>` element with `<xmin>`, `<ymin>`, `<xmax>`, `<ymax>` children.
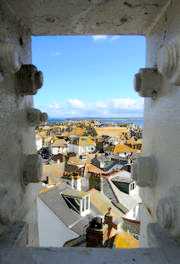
<box><xmin>27</xmin><ymin>108</ymin><xmax>48</xmax><ymax>127</ymax></box>
<box><xmin>156</xmin><ymin>187</ymin><xmax>180</xmax><ymax>237</ymax></box>
<box><xmin>147</xmin><ymin>223</ymin><xmax>178</xmax><ymax>247</ymax></box>
<box><xmin>23</xmin><ymin>154</ymin><xmax>42</xmax><ymax>185</ymax></box>
<box><xmin>16</xmin><ymin>64</ymin><xmax>43</xmax><ymax>95</ymax></box>
<box><xmin>134</xmin><ymin>68</ymin><xmax>162</xmax><ymax>98</ymax></box>
<box><xmin>132</xmin><ymin>155</ymin><xmax>157</xmax><ymax>187</ymax></box>
<box><xmin>157</xmin><ymin>37</ymin><xmax>180</xmax><ymax>85</ymax></box>
<box><xmin>156</xmin><ymin>197</ymin><xmax>175</xmax><ymax>231</ymax></box>
<box><xmin>0</xmin><ymin>42</ymin><xmax>21</xmax><ymax>80</ymax></box>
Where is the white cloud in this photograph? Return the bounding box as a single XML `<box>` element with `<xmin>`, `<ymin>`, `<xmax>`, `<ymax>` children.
<box><xmin>42</xmin><ymin>97</ymin><xmax>144</xmax><ymax>118</ymax></box>
<box><xmin>92</xmin><ymin>35</ymin><xmax>120</xmax><ymax>42</ymax></box>
<box><xmin>110</xmin><ymin>98</ymin><xmax>143</xmax><ymax>110</ymax></box>
<box><xmin>49</xmin><ymin>101</ymin><xmax>61</xmax><ymax>109</ymax></box>
<box><xmin>95</xmin><ymin>101</ymin><xmax>107</xmax><ymax>109</ymax></box>
<box><xmin>52</xmin><ymin>51</ymin><xmax>62</xmax><ymax>56</ymax></box>
<box><xmin>92</xmin><ymin>35</ymin><xmax>108</xmax><ymax>41</ymax></box>
<box><xmin>67</xmin><ymin>99</ymin><xmax>85</xmax><ymax>109</ymax></box>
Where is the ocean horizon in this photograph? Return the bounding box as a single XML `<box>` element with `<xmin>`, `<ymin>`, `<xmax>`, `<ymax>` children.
<box><xmin>48</xmin><ymin>117</ymin><xmax>144</xmax><ymax>127</ymax></box>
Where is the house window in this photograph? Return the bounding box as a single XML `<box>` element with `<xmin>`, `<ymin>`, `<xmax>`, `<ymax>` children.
<box><xmin>82</xmin><ymin>198</ymin><xmax>85</xmax><ymax>211</ymax></box>
<box><xmin>130</xmin><ymin>182</ymin><xmax>135</xmax><ymax>190</ymax></box>
<box><xmin>86</xmin><ymin>196</ymin><xmax>89</xmax><ymax>210</ymax></box>
<box><xmin>63</xmin><ymin>196</ymin><xmax>80</xmax><ymax>214</ymax></box>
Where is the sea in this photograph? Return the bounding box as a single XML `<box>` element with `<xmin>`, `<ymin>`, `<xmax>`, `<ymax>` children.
<box><xmin>48</xmin><ymin>117</ymin><xmax>144</xmax><ymax>127</ymax></box>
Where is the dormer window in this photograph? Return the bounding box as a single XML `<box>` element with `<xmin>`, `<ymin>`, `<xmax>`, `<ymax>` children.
<box><xmin>130</xmin><ymin>181</ymin><xmax>136</xmax><ymax>191</ymax></box>
<box><xmin>86</xmin><ymin>196</ymin><xmax>89</xmax><ymax>210</ymax></box>
<box><xmin>62</xmin><ymin>189</ymin><xmax>90</xmax><ymax>216</ymax></box>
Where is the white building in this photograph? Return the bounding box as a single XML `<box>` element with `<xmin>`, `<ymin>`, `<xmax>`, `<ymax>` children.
<box><xmin>51</xmin><ymin>139</ymin><xmax>68</xmax><ymax>155</ymax></box>
<box><xmin>68</xmin><ymin>136</ymin><xmax>96</xmax><ymax>155</ymax></box>
<box><xmin>36</xmin><ymin>134</ymin><xmax>43</xmax><ymax>151</ymax></box>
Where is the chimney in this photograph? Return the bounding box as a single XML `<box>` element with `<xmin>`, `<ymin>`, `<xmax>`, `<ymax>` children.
<box><xmin>71</xmin><ymin>173</ymin><xmax>82</xmax><ymax>191</ymax></box>
<box><xmin>86</xmin><ymin>216</ymin><xmax>108</xmax><ymax>247</ymax></box>
<box><xmin>104</xmin><ymin>207</ymin><xmax>118</xmax><ymax>240</ymax></box>
<box><xmin>100</xmin><ymin>160</ymin><xmax>105</xmax><ymax>169</ymax></box>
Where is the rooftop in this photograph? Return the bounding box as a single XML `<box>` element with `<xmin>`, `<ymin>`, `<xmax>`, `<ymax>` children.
<box><xmin>109</xmin><ymin>180</ymin><xmax>137</xmax><ymax>213</ymax></box>
<box><xmin>111</xmin><ymin>170</ymin><xmax>132</xmax><ymax>184</ymax></box>
<box><xmin>88</xmin><ymin>188</ymin><xmax>123</xmax><ymax>223</ymax></box>
<box><xmin>62</xmin><ymin>189</ymin><xmax>88</xmax><ymax>199</ymax></box>
<box><xmin>39</xmin><ymin>184</ymin><xmax>90</xmax><ymax>235</ymax></box>
<box><xmin>113</xmin><ymin>232</ymin><xmax>139</xmax><ymax>249</ymax></box>
<box><xmin>113</xmin><ymin>144</ymin><xmax>136</xmax><ymax>154</ymax></box>
<box><xmin>52</xmin><ymin>139</ymin><xmax>67</xmax><ymax>148</ymax></box>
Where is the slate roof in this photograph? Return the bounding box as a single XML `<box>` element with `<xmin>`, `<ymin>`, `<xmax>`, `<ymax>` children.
<box><xmin>102</xmin><ymin>178</ymin><xmax>119</xmax><ymax>205</ymax></box>
<box><xmin>39</xmin><ymin>182</ymin><xmax>124</xmax><ymax>236</ymax></box>
<box><xmin>111</xmin><ymin>170</ymin><xmax>132</xmax><ymax>184</ymax></box>
<box><xmin>39</xmin><ymin>184</ymin><xmax>92</xmax><ymax>235</ymax></box>
<box><xmin>91</xmin><ymin>156</ymin><xmax>126</xmax><ymax>173</ymax></box>
<box><xmin>62</xmin><ymin>189</ymin><xmax>87</xmax><ymax>199</ymax></box>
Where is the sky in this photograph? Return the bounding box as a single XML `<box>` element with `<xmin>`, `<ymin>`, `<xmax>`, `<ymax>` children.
<box><xmin>32</xmin><ymin>35</ymin><xmax>145</xmax><ymax>118</ymax></box>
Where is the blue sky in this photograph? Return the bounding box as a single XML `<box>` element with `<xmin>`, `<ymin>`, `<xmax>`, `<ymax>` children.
<box><xmin>32</xmin><ymin>35</ymin><xmax>145</xmax><ymax>118</ymax></box>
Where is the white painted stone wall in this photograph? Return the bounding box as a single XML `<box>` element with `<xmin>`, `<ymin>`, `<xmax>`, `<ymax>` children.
<box><xmin>1</xmin><ymin>0</ymin><xmax>180</xmax><ymax>249</ymax></box>
<box><xmin>37</xmin><ymin>198</ymin><xmax>78</xmax><ymax>247</ymax></box>
<box><xmin>140</xmin><ymin>0</ymin><xmax>180</xmax><ymax>245</ymax></box>
<box><xmin>0</xmin><ymin>2</ymin><xmax>38</xmax><ymax>233</ymax></box>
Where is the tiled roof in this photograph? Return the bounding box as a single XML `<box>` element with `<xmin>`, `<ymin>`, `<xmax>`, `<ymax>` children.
<box><xmin>52</xmin><ymin>139</ymin><xmax>67</xmax><ymax>147</ymax></box>
<box><xmin>68</xmin><ymin>156</ymin><xmax>86</xmax><ymax>166</ymax></box>
<box><xmin>113</xmin><ymin>144</ymin><xmax>136</xmax><ymax>154</ymax></box>
<box><xmin>79</xmin><ymin>137</ymin><xmax>95</xmax><ymax>146</ymax></box>
<box><xmin>88</xmin><ymin>188</ymin><xmax>123</xmax><ymax>222</ymax></box>
<box><xmin>39</xmin><ymin>184</ymin><xmax>91</xmax><ymax>236</ymax></box>
<box><xmin>51</xmin><ymin>153</ymin><xmax>64</xmax><ymax>162</ymax></box>
<box><xmin>85</xmin><ymin>163</ymin><xmax>104</xmax><ymax>174</ymax></box>
<box><xmin>126</xmin><ymin>138</ymin><xmax>142</xmax><ymax>145</ymax></box>
<box><xmin>113</xmin><ymin>232</ymin><xmax>139</xmax><ymax>249</ymax></box>
<box><xmin>70</xmin><ymin>127</ymin><xmax>85</xmax><ymax>136</ymax></box>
